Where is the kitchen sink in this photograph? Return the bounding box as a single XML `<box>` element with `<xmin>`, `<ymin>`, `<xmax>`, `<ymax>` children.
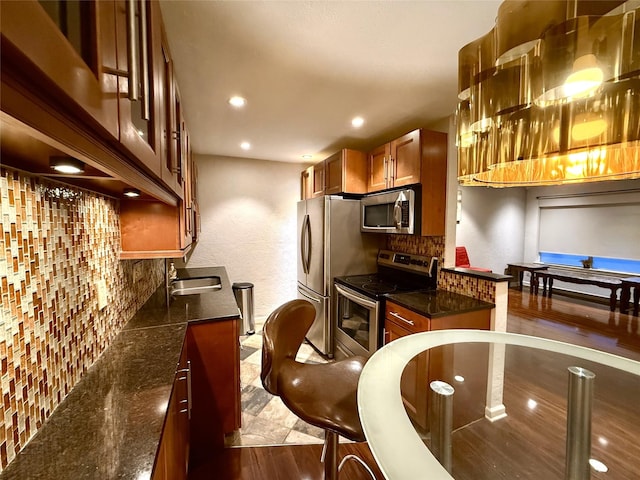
<box><xmin>170</xmin><ymin>276</ymin><xmax>222</xmax><ymax>296</ymax></box>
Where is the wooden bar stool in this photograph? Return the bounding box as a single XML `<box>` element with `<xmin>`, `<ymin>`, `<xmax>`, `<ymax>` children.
<box><xmin>261</xmin><ymin>299</ymin><xmax>375</xmax><ymax>480</ymax></box>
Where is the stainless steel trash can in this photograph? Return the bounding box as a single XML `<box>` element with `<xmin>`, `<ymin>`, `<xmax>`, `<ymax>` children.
<box><xmin>232</xmin><ymin>282</ymin><xmax>255</xmax><ymax>335</ymax></box>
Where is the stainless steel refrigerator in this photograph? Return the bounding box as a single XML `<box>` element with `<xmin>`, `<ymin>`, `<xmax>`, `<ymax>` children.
<box><xmin>297</xmin><ymin>195</ymin><xmax>382</xmax><ymax>357</ymax></box>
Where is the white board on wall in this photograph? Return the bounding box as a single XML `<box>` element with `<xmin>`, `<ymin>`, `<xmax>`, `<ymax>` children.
<box><xmin>538</xmin><ymin>200</ymin><xmax>640</xmax><ymax>260</ymax></box>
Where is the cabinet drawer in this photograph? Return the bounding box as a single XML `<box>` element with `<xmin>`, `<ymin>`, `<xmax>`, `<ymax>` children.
<box><xmin>385</xmin><ymin>301</ymin><xmax>429</xmax><ymax>333</ymax></box>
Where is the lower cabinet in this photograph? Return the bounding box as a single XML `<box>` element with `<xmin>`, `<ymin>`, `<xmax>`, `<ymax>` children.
<box><xmin>384</xmin><ymin>301</ymin><xmax>490</xmax><ymax>431</ymax></box>
<box><xmin>187</xmin><ymin>318</ymin><xmax>241</xmax><ymax>463</ymax></box>
<box><xmin>153</xmin><ymin>337</ymin><xmax>190</xmax><ymax>480</ymax></box>
<box><xmin>152</xmin><ymin>317</ymin><xmax>241</xmax><ymax>478</ymax></box>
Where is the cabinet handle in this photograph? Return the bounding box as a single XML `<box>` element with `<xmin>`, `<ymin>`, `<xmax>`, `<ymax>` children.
<box><xmin>139</xmin><ymin>0</ymin><xmax>150</xmax><ymax>121</ymax></box>
<box><xmin>383</xmin><ymin>156</ymin><xmax>388</xmax><ymax>184</ymax></box>
<box><xmin>177</xmin><ymin>360</ymin><xmax>192</xmax><ymax>419</ymax></box>
<box><xmin>126</xmin><ymin>0</ymin><xmax>139</xmax><ymax>101</ymax></box>
<box><xmin>389</xmin><ymin>311</ymin><xmax>415</xmax><ymax>326</ymax></box>
<box><xmin>389</xmin><ymin>155</ymin><xmax>395</xmax><ymax>182</ymax></box>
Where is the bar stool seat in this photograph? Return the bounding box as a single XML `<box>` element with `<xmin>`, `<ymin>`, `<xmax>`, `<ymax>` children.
<box><xmin>278</xmin><ymin>358</ymin><xmax>366</xmax><ymax>442</ymax></box>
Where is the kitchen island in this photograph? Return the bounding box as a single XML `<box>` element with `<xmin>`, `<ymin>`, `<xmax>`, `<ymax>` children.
<box><xmin>0</xmin><ymin>266</ymin><xmax>240</xmax><ymax>480</ymax></box>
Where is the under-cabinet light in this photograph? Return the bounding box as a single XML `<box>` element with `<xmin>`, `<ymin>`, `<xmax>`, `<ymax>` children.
<box><xmin>50</xmin><ymin>156</ymin><xmax>85</xmax><ymax>174</ymax></box>
<box><xmin>123</xmin><ymin>188</ymin><xmax>141</xmax><ymax>198</ymax></box>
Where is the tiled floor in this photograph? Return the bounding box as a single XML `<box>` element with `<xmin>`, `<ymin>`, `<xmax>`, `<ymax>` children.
<box><xmin>226</xmin><ymin>318</ymin><xmax>330</xmax><ymax>447</ymax></box>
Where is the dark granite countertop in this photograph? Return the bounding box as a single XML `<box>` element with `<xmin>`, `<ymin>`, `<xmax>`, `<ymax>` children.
<box><xmin>0</xmin><ymin>266</ymin><xmax>239</xmax><ymax>480</ymax></box>
<box><xmin>386</xmin><ymin>289</ymin><xmax>494</xmax><ymax>318</ymax></box>
<box><xmin>442</xmin><ymin>266</ymin><xmax>512</xmax><ymax>282</ymax></box>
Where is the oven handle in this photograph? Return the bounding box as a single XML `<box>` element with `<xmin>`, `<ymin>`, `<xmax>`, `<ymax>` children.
<box><xmin>335</xmin><ymin>284</ymin><xmax>378</xmax><ymax>309</ymax></box>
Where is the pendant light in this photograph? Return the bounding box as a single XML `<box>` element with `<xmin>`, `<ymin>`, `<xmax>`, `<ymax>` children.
<box><xmin>457</xmin><ymin>0</ymin><xmax>640</xmax><ymax>187</ymax></box>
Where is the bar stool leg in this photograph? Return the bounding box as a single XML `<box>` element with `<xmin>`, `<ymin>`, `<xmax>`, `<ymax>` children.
<box><xmin>322</xmin><ymin>430</ymin><xmax>339</xmax><ymax>480</ymax></box>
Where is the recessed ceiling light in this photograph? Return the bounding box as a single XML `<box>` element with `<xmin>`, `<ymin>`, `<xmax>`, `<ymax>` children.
<box><xmin>301</xmin><ymin>154</ymin><xmax>313</xmax><ymax>159</ymax></box>
<box><xmin>351</xmin><ymin>116</ymin><xmax>365</xmax><ymax>128</ymax></box>
<box><xmin>229</xmin><ymin>96</ymin><xmax>246</xmax><ymax>108</ymax></box>
<box><xmin>240</xmin><ymin>142</ymin><xmax>251</xmax><ymax>150</ymax></box>
<box><xmin>50</xmin><ymin>156</ymin><xmax>85</xmax><ymax>174</ymax></box>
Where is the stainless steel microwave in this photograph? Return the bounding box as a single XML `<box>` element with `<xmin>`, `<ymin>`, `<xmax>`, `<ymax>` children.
<box><xmin>361</xmin><ymin>187</ymin><xmax>420</xmax><ymax>234</ymax></box>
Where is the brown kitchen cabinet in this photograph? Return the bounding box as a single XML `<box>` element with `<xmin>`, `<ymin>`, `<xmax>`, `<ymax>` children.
<box><xmin>300</xmin><ymin>148</ymin><xmax>367</xmax><ymax>199</ymax></box>
<box><xmin>301</xmin><ymin>165</ymin><xmax>313</xmax><ymax>200</ymax></box>
<box><xmin>113</xmin><ymin>0</ymin><xmax>164</xmax><ymax>180</ymax></box>
<box><xmin>384</xmin><ymin>300</ymin><xmax>490</xmax><ymax>431</ymax></box>
<box><xmin>152</xmin><ymin>316</ymin><xmax>241</xmax><ymax>478</ymax></box>
<box><xmin>324</xmin><ymin>149</ymin><xmax>367</xmax><ymax>195</ymax></box>
<box><xmin>366</xmin><ymin>129</ymin><xmax>447</xmax><ymax>235</ymax></box>
<box><xmin>152</xmin><ymin>337</ymin><xmax>190</xmax><ymax>480</ymax></box>
<box><xmin>367</xmin><ymin>129</ymin><xmax>421</xmax><ymax>192</ymax></box>
<box><xmin>119</xmin><ymin>138</ymin><xmax>195</xmax><ymax>259</ymax></box>
<box><xmin>311</xmin><ymin>161</ymin><xmax>325</xmax><ymax>198</ymax></box>
<box><xmin>187</xmin><ymin>318</ymin><xmax>242</xmax><ymax>464</ymax></box>
<box><xmin>1</xmin><ymin>0</ymin><xmax>120</xmax><ymax>138</ymax></box>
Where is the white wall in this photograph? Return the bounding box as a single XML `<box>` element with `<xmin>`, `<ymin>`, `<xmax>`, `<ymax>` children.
<box><xmin>455</xmin><ymin>186</ymin><xmax>527</xmax><ymax>274</ymax></box>
<box><xmin>184</xmin><ymin>154</ymin><xmax>304</xmax><ymax>319</ymax></box>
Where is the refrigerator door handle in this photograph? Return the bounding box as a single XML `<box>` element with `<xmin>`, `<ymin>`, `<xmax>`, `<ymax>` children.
<box><xmin>304</xmin><ymin>214</ymin><xmax>312</xmax><ymax>273</ymax></box>
<box><xmin>298</xmin><ymin>288</ymin><xmax>322</xmax><ymax>304</ymax></box>
<box><xmin>300</xmin><ymin>214</ymin><xmax>309</xmax><ymax>274</ymax></box>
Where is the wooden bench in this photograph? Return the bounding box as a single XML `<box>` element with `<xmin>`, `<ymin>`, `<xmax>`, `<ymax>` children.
<box><xmin>534</xmin><ymin>268</ymin><xmax>622</xmax><ymax>312</ymax></box>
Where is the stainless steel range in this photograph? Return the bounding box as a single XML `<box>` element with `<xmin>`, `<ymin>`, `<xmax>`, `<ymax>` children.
<box><xmin>334</xmin><ymin>249</ymin><xmax>438</xmax><ymax>358</ymax></box>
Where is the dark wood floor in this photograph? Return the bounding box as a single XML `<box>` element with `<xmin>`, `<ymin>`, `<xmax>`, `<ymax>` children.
<box><xmin>189</xmin><ymin>289</ymin><xmax>640</xmax><ymax>479</ymax></box>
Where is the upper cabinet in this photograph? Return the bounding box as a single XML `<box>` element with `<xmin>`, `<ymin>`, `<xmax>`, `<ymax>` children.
<box><xmin>311</xmin><ymin>161</ymin><xmax>325</xmax><ymax>198</ymax></box>
<box><xmin>324</xmin><ymin>149</ymin><xmax>367</xmax><ymax>195</ymax></box>
<box><xmin>113</xmin><ymin>0</ymin><xmax>162</xmax><ymax>180</ymax></box>
<box><xmin>300</xmin><ymin>165</ymin><xmax>313</xmax><ymax>200</ymax></box>
<box><xmin>369</xmin><ymin>128</ymin><xmax>447</xmax><ymax>236</ymax></box>
<box><xmin>367</xmin><ymin>129</ymin><xmax>421</xmax><ymax>192</ymax></box>
<box><xmin>1</xmin><ymin>0</ymin><xmax>198</xmax><ymax>258</ymax></box>
<box><xmin>300</xmin><ymin>148</ymin><xmax>367</xmax><ymax>200</ymax></box>
<box><xmin>1</xmin><ymin>0</ymin><xmax>120</xmax><ymax>139</ymax></box>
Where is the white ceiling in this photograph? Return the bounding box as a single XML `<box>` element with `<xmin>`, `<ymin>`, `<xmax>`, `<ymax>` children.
<box><xmin>159</xmin><ymin>0</ymin><xmax>502</xmax><ymax>164</ymax></box>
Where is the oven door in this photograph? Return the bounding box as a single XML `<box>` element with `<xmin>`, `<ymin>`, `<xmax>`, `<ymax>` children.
<box><xmin>334</xmin><ymin>283</ymin><xmax>379</xmax><ymax>358</ymax></box>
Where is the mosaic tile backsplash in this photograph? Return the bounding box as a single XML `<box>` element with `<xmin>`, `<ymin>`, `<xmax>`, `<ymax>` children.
<box><xmin>387</xmin><ymin>234</ymin><xmax>496</xmax><ymax>303</ymax></box>
<box><xmin>0</xmin><ymin>167</ymin><xmax>164</xmax><ymax>470</ymax></box>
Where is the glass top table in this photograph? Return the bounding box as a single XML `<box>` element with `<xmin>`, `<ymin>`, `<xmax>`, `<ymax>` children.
<box><xmin>357</xmin><ymin>330</ymin><xmax>640</xmax><ymax>479</ymax></box>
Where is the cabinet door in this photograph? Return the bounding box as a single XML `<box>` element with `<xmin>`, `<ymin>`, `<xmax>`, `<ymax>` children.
<box><xmin>385</xmin><ymin>319</ymin><xmax>430</xmax><ymax>430</ymax></box>
<box><xmin>1</xmin><ymin>0</ymin><xmax>119</xmax><ymax>138</ymax></box>
<box><xmin>419</xmin><ymin>130</ymin><xmax>448</xmax><ymax>236</ymax></box>
<box><xmin>324</xmin><ymin>151</ymin><xmax>343</xmax><ymax>195</ymax></box>
<box><xmin>390</xmin><ymin>129</ymin><xmax>421</xmax><ymax>187</ymax></box>
<box><xmin>187</xmin><ymin>318</ymin><xmax>241</xmax><ymax>464</ymax></box>
<box><xmin>300</xmin><ymin>166</ymin><xmax>313</xmax><ymax>199</ymax></box>
<box><xmin>367</xmin><ymin>143</ymin><xmax>390</xmax><ymax>192</ymax></box>
<box><xmin>114</xmin><ymin>0</ymin><xmax>162</xmax><ymax>177</ymax></box>
<box><xmin>311</xmin><ymin>161</ymin><xmax>325</xmax><ymax>198</ymax></box>
<box><xmin>156</xmin><ymin>7</ymin><xmax>181</xmax><ymax>195</ymax></box>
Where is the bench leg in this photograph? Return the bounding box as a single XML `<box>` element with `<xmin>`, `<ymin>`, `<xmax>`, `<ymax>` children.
<box><xmin>547</xmin><ymin>278</ymin><xmax>553</xmax><ymax>297</ymax></box>
<box><xmin>620</xmin><ymin>285</ymin><xmax>631</xmax><ymax>314</ymax></box>
<box><xmin>633</xmin><ymin>287</ymin><xmax>639</xmax><ymax>317</ymax></box>
<box><xmin>609</xmin><ymin>288</ymin><xmax>618</xmax><ymax>312</ymax></box>
<box><xmin>518</xmin><ymin>270</ymin><xmax>524</xmax><ymax>291</ymax></box>
<box><xmin>529</xmin><ymin>273</ymin><xmax>536</xmax><ymax>295</ymax></box>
